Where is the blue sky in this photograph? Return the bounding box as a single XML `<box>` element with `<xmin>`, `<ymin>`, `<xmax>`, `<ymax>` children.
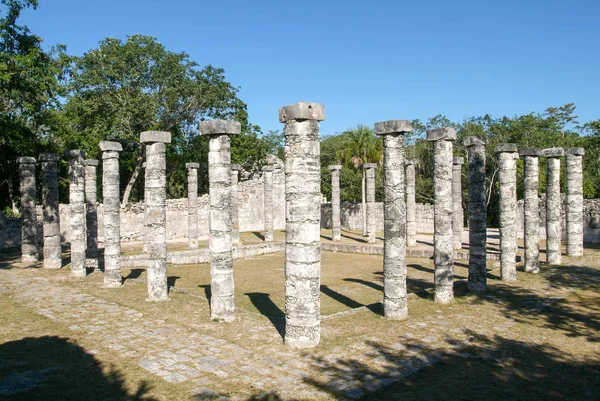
<box><xmin>21</xmin><ymin>0</ymin><xmax>600</xmax><ymax>136</ymax></box>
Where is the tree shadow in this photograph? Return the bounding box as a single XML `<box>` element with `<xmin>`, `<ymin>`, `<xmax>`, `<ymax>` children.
<box><xmin>245</xmin><ymin>292</ymin><xmax>285</xmax><ymax>340</ymax></box>
<box><xmin>0</xmin><ymin>336</ymin><xmax>156</xmax><ymax>400</ymax></box>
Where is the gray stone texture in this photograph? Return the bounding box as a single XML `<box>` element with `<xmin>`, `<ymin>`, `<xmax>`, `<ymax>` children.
<box><xmin>100</xmin><ymin>142</ymin><xmax>123</xmax><ymax>288</ymax></box>
<box><xmin>39</xmin><ymin>153</ymin><xmax>61</xmax><ymax>268</ymax></box>
<box><xmin>452</xmin><ymin>157</ymin><xmax>464</xmax><ymax>250</ymax></box>
<box><xmin>65</xmin><ymin>150</ymin><xmax>87</xmax><ymax>277</ymax></box>
<box><xmin>405</xmin><ymin>160</ymin><xmax>417</xmax><ymax>247</ymax></box>
<box><xmin>230</xmin><ymin>165</ymin><xmax>242</xmax><ymax>244</ymax></box>
<box><xmin>565</xmin><ymin>148</ymin><xmax>584</xmax><ymax>256</ymax></box>
<box><xmin>84</xmin><ymin>159</ymin><xmax>99</xmax><ymax>261</ymax></box>
<box><xmin>200</xmin><ymin>120</ymin><xmax>240</xmax><ymax>321</ymax></box>
<box><xmin>17</xmin><ymin>157</ymin><xmax>38</xmax><ymax>263</ymax></box>
<box><xmin>426</xmin><ymin>129</ymin><xmax>454</xmax><ymax>303</ymax></box>
<box><xmin>464</xmin><ymin>138</ymin><xmax>487</xmax><ymax>291</ymax></box>
<box><xmin>281</xmin><ymin>102</ymin><xmax>323</xmax><ymax>348</ymax></box>
<box><xmin>141</xmin><ymin>132</ymin><xmax>171</xmax><ymax>301</ymax></box>
<box><xmin>142</xmin><ymin>161</ymin><xmax>148</xmax><ymax>253</ymax></box>
<box><xmin>545</xmin><ymin>149</ymin><xmax>563</xmax><ymax>264</ymax></box>
<box><xmin>262</xmin><ymin>166</ymin><xmax>275</xmax><ymax>242</ymax></box>
<box><xmin>521</xmin><ymin>151</ymin><xmax>541</xmax><ymax>273</ymax></box>
<box><xmin>364</xmin><ymin>163</ymin><xmax>377</xmax><ymax>244</ymax></box>
<box><xmin>495</xmin><ymin>145</ymin><xmax>518</xmax><ymax>281</ymax></box>
<box><xmin>328</xmin><ymin>165</ymin><xmax>342</xmax><ymax>241</ymax></box>
<box><xmin>186</xmin><ymin>163</ymin><xmax>200</xmax><ymax>249</ymax></box>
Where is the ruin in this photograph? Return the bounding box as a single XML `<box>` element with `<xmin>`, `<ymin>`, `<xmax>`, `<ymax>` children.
<box><xmin>364</xmin><ymin>163</ymin><xmax>377</xmax><ymax>244</ymax></box>
<box><xmin>328</xmin><ymin>165</ymin><xmax>342</xmax><ymax>241</ymax></box>
<box><xmin>65</xmin><ymin>150</ymin><xmax>87</xmax><ymax>277</ymax></box>
<box><xmin>39</xmin><ymin>153</ymin><xmax>61</xmax><ymax>268</ymax></box>
<box><xmin>230</xmin><ymin>164</ymin><xmax>242</xmax><ymax>244</ymax></box>
<box><xmin>84</xmin><ymin>159</ymin><xmax>99</xmax><ymax>263</ymax></box>
<box><xmin>452</xmin><ymin>157</ymin><xmax>464</xmax><ymax>250</ymax></box>
<box><xmin>405</xmin><ymin>159</ymin><xmax>416</xmax><ymax>247</ymax></box>
<box><xmin>262</xmin><ymin>165</ymin><xmax>275</xmax><ymax>242</ymax></box>
<box><xmin>17</xmin><ymin>156</ymin><xmax>38</xmax><ymax>263</ymax></box>
<box><xmin>495</xmin><ymin>144</ymin><xmax>519</xmax><ymax>281</ymax></box>
<box><xmin>186</xmin><ymin>162</ymin><xmax>200</xmax><ymax>249</ymax></box>
<box><xmin>543</xmin><ymin>147</ymin><xmax>564</xmax><ymax>264</ymax></box>
<box><xmin>565</xmin><ymin>148</ymin><xmax>585</xmax><ymax>256</ymax></box>
<box><xmin>520</xmin><ymin>148</ymin><xmax>542</xmax><ymax>273</ymax></box>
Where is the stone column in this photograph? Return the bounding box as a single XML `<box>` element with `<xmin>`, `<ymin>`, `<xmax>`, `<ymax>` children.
<box><xmin>520</xmin><ymin>148</ymin><xmax>542</xmax><ymax>273</ymax></box>
<box><xmin>426</xmin><ymin>128</ymin><xmax>455</xmax><ymax>304</ymax></box>
<box><xmin>199</xmin><ymin>120</ymin><xmax>241</xmax><ymax>321</ymax></box>
<box><xmin>141</xmin><ymin>131</ymin><xmax>171</xmax><ymax>301</ymax></box>
<box><xmin>364</xmin><ymin>163</ymin><xmax>377</xmax><ymax>244</ymax></box>
<box><xmin>84</xmin><ymin>159</ymin><xmax>99</xmax><ymax>263</ymax></box>
<box><xmin>405</xmin><ymin>159</ymin><xmax>417</xmax><ymax>247</ymax></box>
<box><xmin>543</xmin><ymin>148</ymin><xmax>565</xmax><ymax>264</ymax></box>
<box><xmin>565</xmin><ymin>148</ymin><xmax>585</xmax><ymax>257</ymax></box>
<box><xmin>328</xmin><ymin>165</ymin><xmax>342</xmax><ymax>241</ymax></box>
<box><xmin>142</xmin><ymin>161</ymin><xmax>148</xmax><ymax>253</ymax></box>
<box><xmin>464</xmin><ymin>137</ymin><xmax>487</xmax><ymax>292</ymax></box>
<box><xmin>17</xmin><ymin>157</ymin><xmax>38</xmax><ymax>263</ymax></box>
<box><xmin>230</xmin><ymin>164</ymin><xmax>242</xmax><ymax>245</ymax></box>
<box><xmin>99</xmin><ymin>141</ymin><xmax>123</xmax><ymax>288</ymax></box>
<box><xmin>39</xmin><ymin>153</ymin><xmax>61</xmax><ymax>268</ymax></box>
<box><xmin>495</xmin><ymin>144</ymin><xmax>519</xmax><ymax>281</ymax></box>
<box><xmin>279</xmin><ymin>102</ymin><xmax>324</xmax><ymax>348</ymax></box>
<box><xmin>375</xmin><ymin>120</ymin><xmax>411</xmax><ymax>320</ymax></box>
<box><xmin>262</xmin><ymin>165</ymin><xmax>275</xmax><ymax>242</ymax></box>
<box><xmin>186</xmin><ymin>162</ymin><xmax>200</xmax><ymax>249</ymax></box>
<box><xmin>452</xmin><ymin>157</ymin><xmax>464</xmax><ymax>250</ymax></box>
<box><xmin>65</xmin><ymin>150</ymin><xmax>87</xmax><ymax>277</ymax></box>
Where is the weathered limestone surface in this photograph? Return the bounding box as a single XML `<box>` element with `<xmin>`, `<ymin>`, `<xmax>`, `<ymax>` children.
<box><xmin>141</xmin><ymin>132</ymin><xmax>171</xmax><ymax>301</ymax></box>
<box><xmin>375</xmin><ymin>119</ymin><xmax>410</xmax><ymax>319</ymax></box>
<box><xmin>364</xmin><ymin>163</ymin><xmax>377</xmax><ymax>244</ymax></box>
<box><xmin>452</xmin><ymin>157</ymin><xmax>464</xmax><ymax>250</ymax></box>
<box><xmin>186</xmin><ymin>162</ymin><xmax>200</xmax><ymax>249</ymax></box>
<box><xmin>328</xmin><ymin>165</ymin><xmax>342</xmax><ymax>241</ymax></box>
<box><xmin>262</xmin><ymin>165</ymin><xmax>275</xmax><ymax>242</ymax></box>
<box><xmin>544</xmin><ymin>147</ymin><xmax>564</xmax><ymax>264</ymax></box>
<box><xmin>565</xmin><ymin>148</ymin><xmax>585</xmax><ymax>256</ymax></box>
<box><xmin>405</xmin><ymin>160</ymin><xmax>416</xmax><ymax>247</ymax></box>
<box><xmin>520</xmin><ymin>148</ymin><xmax>542</xmax><ymax>273</ymax></box>
<box><xmin>142</xmin><ymin>161</ymin><xmax>148</xmax><ymax>253</ymax></box>
<box><xmin>65</xmin><ymin>150</ymin><xmax>87</xmax><ymax>277</ymax></box>
<box><xmin>18</xmin><ymin>157</ymin><xmax>38</xmax><ymax>263</ymax></box>
<box><xmin>495</xmin><ymin>144</ymin><xmax>519</xmax><ymax>281</ymax></box>
<box><xmin>39</xmin><ymin>153</ymin><xmax>61</xmax><ymax>268</ymax></box>
<box><xmin>230</xmin><ymin>164</ymin><xmax>242</xmax><ymax>244</ymax></box>
<box><xmin>464</xmin><ymin>137</ymin><xmax>487</xmax><ymax>291</ymax></box>
<box><xmin>427</xmin><ymin>128</ymin><xmax>456</xmax><ymax>303</ymax></box>
<box><xmin>84</xmin><ymin>159</ymin><xmax>99</xmax><ymax>261</ymax></box>
<box><xmin>199</xmin><ymin>120</ymin><xmax>241</xmax><ymax>321</ymax></box>
<box><xmin>280</xmin><ymin>101</ymin><xmax>324</xmax><ymax>348</ymax></box>
<box><xmin>99</xmin><ymin>141</ymin><xmax>123</xmax><ymax>287</ymax></box>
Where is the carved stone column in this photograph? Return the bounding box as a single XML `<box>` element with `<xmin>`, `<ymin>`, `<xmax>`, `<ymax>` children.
<box><xmin>18</xmin><ymin>157</ymin><xmax>38</xmax><ymax>263</ymax></box>
<box><xmin>543</xmin><ymin>148</ymin><xmax>564</xmax><ymax>264</ymax></box>
<box><xmin>39</xmin><ymin>153</ymin><xmax>61</xmax><ymax>268</ymax></box>
<box><xmin>520</xmin><ymin>148</ymin><xmax>542</xmax><ymax>273</ymax></box>
<box><xmin>565</xmin><ymin>148</ymin><xmax>585</xmax><ymax>256</ymax></box>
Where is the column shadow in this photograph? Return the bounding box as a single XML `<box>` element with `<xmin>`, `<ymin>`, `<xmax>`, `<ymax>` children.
<box><xmin>244</xmin><ymin>292</ymin><xmax>285</xmax><ymax>340</ymax></box>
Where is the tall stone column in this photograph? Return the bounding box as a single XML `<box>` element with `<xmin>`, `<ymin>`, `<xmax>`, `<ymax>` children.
<box><xmin>520</xmin><ymin>148</ymin><xmax>542</xmax><ymax>273</ymax></box>
<box><xmin>364</xmin><ymin>163</ymin><xmax>377</xmax><ymax>244</ymax></box>
<box><xmin>84</xmin><ymin>159</ymin><xmax>99</xmax><ymax>263</ymax></box>
<box><xmin>279</xmin><ymin>102</ymin><xmax>324</xmax><ymax>348</ymax></box>
<box><xmin>99</xmin><ymin>141</ymin><xmax>123</xmax><ymax>287</ymax></box>
<box><xmin>565</xmin><ymin>148</ymin><xmax>585</xmax><ymax>256</ymax></box>
<box><xmin>65</xmin><ymin>150</ymin><xmax>87</xmax><ymax>277</ymax></box>
<box><xmin>17</xmin><ymin>157</ymin><xmax>38</xmax><ymax>263</ymax></box>
<box><xmin>543</xmin><ymin>148</ymin><xmax>564</xmax><ymax>264</ymax></box>
<box><xmin>328</xmin><ymin>165</ymin><xmax>342</xmax><ymax>241</ymax></box>
<box><xmin>142</xmin><ymin>161</ymin><xmax>148</xmax><ymax>253</ymax></box>
<box><xmin>426</xmin><ymin>128</ymin><xmax>456</xmax><ymax>303</ymax></box>
<box><xmin>199</xmin><ymin>120</ymin><xmax>241</xmax><ymax>321</ymax></box>
<box><xmin>186</xmin><ymin>162</ymin><xmax>200</xmax><ymax>249</ymax></box>
<box><xmin>262</xmin><ymin>165</ymin><xmax>275</xmax><ymax>242</ymax></box>
<box><xmin>464</xmin><ymin>137</ymin><xmax>487</xmax><ymax>292</ymax></box>
<box><xmin>375</xmin><ymin>120</ymin><xmax>410</xmax><ymax>320</ymax></box>
<box><xmin>405</xmin><ymin>159</ymin><xmax>416</xmax><ymax>247</ymax></box>
<box><xmin>230</xmin><ymin>164</ymin><xmax>242</xmax><ymax>245</ymax></box>
<box><xmin>452</xmin><ymin>157</ymin><xmax>464</xmax><ymax>249</ymax></box>
<box><xmin>39</xmin><ymin>153</ymin><xmax>61</xmax><ymax>268</ymax></box>
<box><xmin>141</xmin><ymin>131</ymin><xmax>171</xmax><ymax>301</ymax></box>
<box><xmin>495</xmin><ymin>144</ymin><xmax>519</xmax><ymax>281</ymax></box>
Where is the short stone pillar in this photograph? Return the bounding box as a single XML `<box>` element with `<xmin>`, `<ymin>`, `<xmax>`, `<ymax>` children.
<box><xmin>543</xmin><ymin>147</ymin><xmax>565</xmax><ymax>264</ymax></box>
<box><xmin>464</xmin><ymin>137</ymin><xmax>487</xmax><ymax>291</ymax></box>
<box><xmin>279</xmin><ymin>101</ymin><xmax>324</xmax><ymax>348</ymax></box>
<box><xmin>17</xmin><ymin>157</ymin><xmax>38</xmax><ymax>263</ymax></box>
<box><xmin>99</xmin><ymin>141</ymin><xmax>123</xmax><ymax>287</ymax></box>
<box><xmin>565</xmin><ymin>148</ymin><xmax>585</xmax><ymax>256</ymax></box>
<box><xmin>328</xmin><ymin>165</ymin><xmax>342</xmax><ymax>241</ymax></box>
<box><xmin>199</xmin><ymin>120</ymin><xmax>241</xmax><ymax>321</ymax></box>
<box><xmin>186</xmin><ymin>162</ymin><xmax>200</xmax><ymax>249</ymax></box>
<box><xmin>39</xmin><ymin>153</ymin><xmax>61</xmax><ymax>268</ymax></box>
<box><xmin>364</xmin><ymin>163</ymin><xmax>377</xmax><ymax>244</ymax></box>
<box><xmin>65</xmin><ymin>150</ymin><xmax>87</xmax><ymax>277</ymax></box>
<box><xmin>495</xmin><ymin>144</ymin><xmax>519</xmax><ymax>281</ymax></box>
<box><xmin>84</xmin><ymin>159</ymin><xmax>99</xmax><ymax>263</ymax></box>
<box><xmin>405</xmin><ymin>159</ymin><xmax>417</xmax><ymax>247</ymax></box>
<box><xmin>520</xmin><ymin>148</ymin><xmax>542</xmax><ymax>273</ymax></box>
<box><xmin>375</xmin><ymin>120</ymin><xmax>411</xmax><ymax>320</ymax></box>
<box><xmin>262</xmin><ymin>165</ymin><xmax>275</xmax><ymax>242</ymax></box>
<box><xmin>426</xmin><ymin>128</ymin><xmax>456</xmax><ymax>304</ymax></box>
<box><xmin>141</xmin><ymin>131</ymin><xmax>171</xmax><ymax>301</ymax></box>
<box><xmin>230</xmin><ymin>164</ymin><xmax>242</xmax><ymax>245</ymax></box>
<box><xmin>452</xmin><ymin>157</ymin><xmax>464</xmax><ymax>250</ymax></box>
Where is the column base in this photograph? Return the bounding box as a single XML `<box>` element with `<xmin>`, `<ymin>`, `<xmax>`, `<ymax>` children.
<box><xmin>434</xmin><ymin>285</ymin><xmax>454</xmax><ymax>304</ymax></box>
<box><xmin>383</xmin><ymin>298</ymin><xmax>408</xmax><ymax>320</ymax></box>
<box><xmin>284</xmin><ymin>324</ymin><xmax>320</xmax><ymax>348</ymax></box>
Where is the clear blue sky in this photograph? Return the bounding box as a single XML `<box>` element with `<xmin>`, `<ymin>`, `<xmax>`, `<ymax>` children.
<box><xmin>21</xmin><ymin>0</ymin><xmax>600</xmax><ymax>136</ymax></box>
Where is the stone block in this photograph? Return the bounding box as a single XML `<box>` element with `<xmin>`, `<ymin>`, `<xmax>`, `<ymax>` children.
<box><xmin>39</xmin><ymin>153</ymin><xmax>59</xmax><ymax>162</ymax></box>
<box><xmin>230</xmin><ymin>164</ymin><xmax>242</xmax><ymax>171</ymax></box>
<box><xmin>99</xmin><ymin>141</ymin><xmax>123</xmax><ymax>152</ymax></box>
<box><xmin>519</xmin><ymin>147</ymin><xmax>543</xmax><ymax>157</ymax></box>
<box><xmin>374</xmin><ymin>120</ymin><xmax>413</xmax><ymax>135</ymax></box>
<box><xmin>278</xmin><ymin>102</ymin><xmax>325</xmax><ymax>122</ymax></box>
<box><xmin>185</xmin><ymin>162</ymin><xmax>200</xmax><ymax>169</ymax></box>
<box><xmin>140</xmin><ymin>131</ymin><xmax>172</xmax><ymax>144</ymax></box>
<box><xmin>452</xmin><ymin>157</ymin><xmax>464</xmax><ymax>165</ymax></box>
<box><xmin>426</xmin><ymin>127</ymin><xmax>456</xmax><ymax>141</ymax></box>
<box><xmin>363</xmin><ymin>163</ymin><xmax>378</xmax><ymax>169</ymax></box>
<box><xmin>463</xmin><ymin>136</ymin><xmax>486</xmax><ymax>147</ymax></box>
<box><xmin>328</xmin><ymin>165</ymin><xmax>342</xmax><ymax>171</ymax></box>
<box><xmin>17</xmin><ymin>157</ymin><xmax>36</xmax><ymax>164</ymax></box>
<box><xmin>494</xmin><ymin>143</ymin><xmax>518</xmax><ymax>153</ymax></box>
<box><xmin>64</xmin><ymin>149</ymin><xmax>86</xmax><ymax>159</ymax></box>
<box><xmin>198</xmin><ymin>120</ymin><xmax>241</xmax><ymax>136</ymax></box>
<box><xmin>541</xmin><ymin>147</ymin><xmax>564</xmax><ymax>158</ymax></box>
<box><xmin>565</xmin><ymin>147</ymin><xmax>585</xmax><ymax>156</ymax></box>
<box><xmin>262</xmin><ymin>165</ymin><xmax>275</xmax><ymax>172</ymax></box>
<box><xmin>84</xmin><ymin>159</ymin><xmax>99</xmax><ymax>166</ymax></box>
